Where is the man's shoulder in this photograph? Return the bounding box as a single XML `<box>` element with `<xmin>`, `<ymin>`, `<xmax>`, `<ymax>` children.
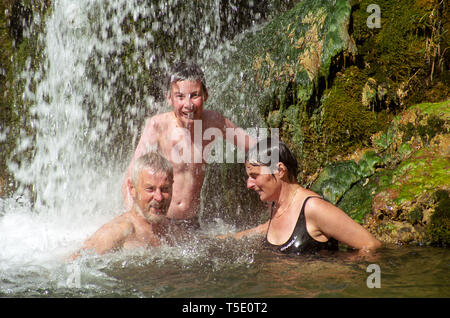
<box><xmin>102</xmin><ymin>213</ymin><xmax>135</xmax><ymax>235</ymax></box>
<box><xmin>203</xmin><ymin>109</ymin><xmax>223</xmax><ymax>118</ymax></box>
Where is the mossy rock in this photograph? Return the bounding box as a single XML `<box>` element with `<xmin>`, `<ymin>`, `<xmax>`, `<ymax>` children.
<box><xmin>319</xmin><ymin>66</ymin><xmax>383</xmax><ymax>156</ymax></box>
<box><xmin>0</xmin><ymin>0</ymin><xmax>51</xmax><ymax>191</ymax></box>
<box><xmin>296</xmin><ymin>0</ymin><xmax>447</xmax><ymax>177</ymax></box>
<box><xmin>338</xmin><ymin>177</ymin><xmax>378</xmax><ymax>224</ymax></box>
<box><xmin>352</xmin><ymin>0</ymin><xmax>448</xmax><ymax>106</ymax></box>
<box><xmin>408</xmin><ymin>101</ymin><xmax>450</xmax><ymax>118</ymax></box>
<box><xmin>427</xmin><ymin>189</ymin><xmax>450</xmax><ymax>246</ymax></box>
<box><xmin>311</xmin><ymin>160</ymin><xmax>360</xmax><ymax>205</ymax></box>
<box><xmin>313</xmin><ymin>99</ymin><xmax>449</xmax><ymax>243</ymax></box>
<box><xmin>311</xmin><ymin>148</ymin><xmax>382</xmax><ymax>205</ymax></box>
<box><xmin>390</xmin><ymin>153</ymin><xmax>449</xmax><ymax>205</ymax></box>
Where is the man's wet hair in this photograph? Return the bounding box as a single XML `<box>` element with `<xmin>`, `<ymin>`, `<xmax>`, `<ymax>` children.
<box><xmin>246</xmin><ymin>137</ymin><xmax>298</xmax><ymax>182</ymax></box>
<box><xmin>165</xmin><ymin>61</ymin><xmax>207</xmax><ymax>96</ymax></box>
<box><xmin>131</xmin><ymin>152</ymin><xmax>174</xmax><ymax>187</ymax></box>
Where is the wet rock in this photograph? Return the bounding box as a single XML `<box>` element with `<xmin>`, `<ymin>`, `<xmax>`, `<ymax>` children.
<box><xmin>427</xmin><ymin>189</ymin><xmax>450</xmax><ymax>246</ymax></box>
<box><xmin>0</xmin><ymin>177</ymin><xmax>5</xmax><ymax>198</ymax></box>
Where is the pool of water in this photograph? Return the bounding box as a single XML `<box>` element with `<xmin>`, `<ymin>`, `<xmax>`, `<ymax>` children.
<box><xmin>1</xmin><ymin>222</ymin><xmax>448</xmax><ymax>298</ymax></box>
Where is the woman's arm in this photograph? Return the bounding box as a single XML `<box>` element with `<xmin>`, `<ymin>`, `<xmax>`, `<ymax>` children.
<box><xmin>305</xmin><ymin>198</ymin><xmax>381</xmax><ymax>252</ymax></box>
<box><xmin>217</xmin><ymin>221</ymin><xmax>269</xmax><ymax>240</ymax></box>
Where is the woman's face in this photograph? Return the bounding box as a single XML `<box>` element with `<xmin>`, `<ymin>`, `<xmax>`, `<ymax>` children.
<box><xmin>245</xmin><ymin>161</ymin><xmax>280</xmax><ymax>202</ymax></box>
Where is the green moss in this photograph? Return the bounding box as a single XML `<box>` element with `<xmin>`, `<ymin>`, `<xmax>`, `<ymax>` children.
<box><xmin>408</xmin><ymin>100</ymin><xmax>450</xmax><ymax>117</ymax></box>
<box><xmin>408</xmin><ymin>207</ymin><xmax>423</xmax><ymax>225</ymax></box>
<box><xmin>399</xmin><ymin>109</ymin><xmax>448</xmax><ymax>144</ymax></box>
<box><xmin>311</xmin><ymin>160</ymin><xmax>358</xmax><ymax>204</ymax></box>
<box><xmin>352</xmin><ymin>0</ymin><xmax>448</xmax><ymax>106</ymax></box>
<box><xmin>310</xmin><ymin>149</ymin><xmax>382</xmax><ymax>206</ymax></box>
<box><xmin>372</xmin><ymin>124</ymin><xmax>397</xmax><ymax>151</ymax></box>
<box><xmin>357</xmin><ymin>150</ymin><xmax>382</xmax><ymax>178</ymax></box>
<box><xmin>319</xmin><ymin>66</ymin><xmax>384</xmax><ymax>158</ymax></box>
<box><xmin>391</xmin><ymin>154</ymin><xmax>449</xmax><ymax>205</ymax></box>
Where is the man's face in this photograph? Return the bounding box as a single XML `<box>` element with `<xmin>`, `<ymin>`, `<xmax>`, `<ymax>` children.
<box><xmin>166</xmin><ymin>80</ymin><xmax>208</xmax><ymax>127</ymax></box>
<box><xmin>131</xmin><ymin>168</ymin><xmax>172</xmax><ymax>222</ymax></box>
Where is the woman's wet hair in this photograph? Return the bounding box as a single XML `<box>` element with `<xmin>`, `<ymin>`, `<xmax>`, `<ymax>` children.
<box><xmin>131</xmin><ymin>152</ymin><xmax>173</xmax><ymax>187</ymax></box>
<box><xmin>246</xmin><ymin>137</ymin><xmax>298</xmax><ymax>181</ymax></box>
<box><xmin>165</xmin><ymin>61</ymin><xmax>207</xmax><ymax>96</ymax></box>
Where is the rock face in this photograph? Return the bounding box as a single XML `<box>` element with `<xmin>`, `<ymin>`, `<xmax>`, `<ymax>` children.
<box><xmin>312</xmin><ymin>100</ymin><xmax>449</xmax><ymax>246</ymax></box>
<box><xmin>211</xmin><ymin>0</ymin><xmax>356</xmax><ymax>128</ymax></box>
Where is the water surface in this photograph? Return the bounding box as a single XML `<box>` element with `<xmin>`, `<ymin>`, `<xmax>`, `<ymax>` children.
<box><xmin>1</xmin><ymin>219</ymin><xmax>448</xmax><ymax>298</ymax></box>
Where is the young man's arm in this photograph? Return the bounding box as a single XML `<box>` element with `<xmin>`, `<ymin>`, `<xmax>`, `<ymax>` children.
<box><xmin>206</xmin><ymin>110</ymin><xmax>256</xmax><ymax>153</ymax></box>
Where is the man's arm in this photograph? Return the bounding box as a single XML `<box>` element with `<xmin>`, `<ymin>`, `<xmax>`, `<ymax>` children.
<box><xmin>71</xmin><ymin>221</ymin><xmax>134</xmax><ymax>259</ymax></box>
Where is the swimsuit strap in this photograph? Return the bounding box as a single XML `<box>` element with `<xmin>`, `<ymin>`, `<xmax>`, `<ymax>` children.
<box><xmin>266</xmin><ymin>195</ymin><xmax>322</xmax><ymax>241</ymax></box>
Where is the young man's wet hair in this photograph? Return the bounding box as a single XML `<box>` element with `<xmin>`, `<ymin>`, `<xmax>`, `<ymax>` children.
<box><xmin>165</xmin><ymin>61</ymin><xmax>207</xmax><ymax>97</ymax></box>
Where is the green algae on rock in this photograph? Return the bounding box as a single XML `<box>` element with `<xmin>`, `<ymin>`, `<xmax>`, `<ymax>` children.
<box><xmin>312</xmin><ymin>100</ymin><xmax>449</xmax><ymax>245</ymax></box>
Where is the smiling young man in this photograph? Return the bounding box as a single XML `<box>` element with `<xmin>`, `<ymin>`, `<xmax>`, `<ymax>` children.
<box><xmin>72</xmin><ymin>152</ymin><xmax>173</xmax><ymax>258</ymax></box>
<box><xmin>122</xmin><ymin>61</ymin><xmax>254</xmax><ymax>223</ymax></box>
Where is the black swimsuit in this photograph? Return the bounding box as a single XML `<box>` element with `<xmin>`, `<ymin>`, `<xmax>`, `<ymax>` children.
<box><xmin>264</xmin><ymin>196</ymin><xmax>338</xmax><ymax>255</ymax></box>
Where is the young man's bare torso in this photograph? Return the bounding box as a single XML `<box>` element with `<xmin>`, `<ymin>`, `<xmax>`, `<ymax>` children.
<box><xmin>123</xmin><ymin>63</ymin><xmax>253</xmax><ymax>221</ymax></box>
<box><xmin>123</xmin><ymin>109</ymin><xmax>250</xmax><ymax>220</ymax></box>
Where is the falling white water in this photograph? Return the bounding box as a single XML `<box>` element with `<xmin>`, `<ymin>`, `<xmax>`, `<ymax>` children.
<box><xmin>0</xmin><ymin>0</ymin><xmax>136</xmax><ymax>289</ymax></box>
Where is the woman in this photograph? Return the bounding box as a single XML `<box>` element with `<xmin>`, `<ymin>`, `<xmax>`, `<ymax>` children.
<box><xmin>222</xmin><ymin>138</ymin><xmax>381</xmax><ymax>255</ymax></box>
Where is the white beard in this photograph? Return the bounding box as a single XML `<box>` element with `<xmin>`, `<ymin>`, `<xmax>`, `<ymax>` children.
<box><xmin>133</xmin><ymin>202</ymin><xmax>166</xmax><ymax>224</ymax></box>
